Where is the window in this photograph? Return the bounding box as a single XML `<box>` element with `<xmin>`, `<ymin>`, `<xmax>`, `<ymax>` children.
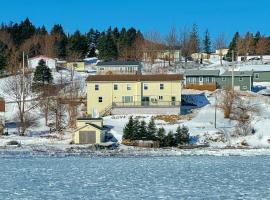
<box><xmin>122</xmin><ymin>96</ymin><xmax>133</xmax><ymax>103</ymax></box>
<box><xmin>98</xmin><ymin>97</ymin><xmax>103</xmax><ymax>102</ymax></box>
<box><xmin>95</xmin><ymin>84</ymin><xmax>99</xmax><ymax>91</ymax></box>
<box><xmin>114</xmin><ymin>84</ymin><xmax>118</xmax><ymax>90</ymax></box>
<box><xmin>73</xmin><ymin>63</ymin><xmax>78</xmax><ymax>68</ymax></box>
<box><xmin>159</xmin><ymin>96</ymin><xmax>163</xmax><ymax>100</ymax></box>
<box><xmin>209</xmin><ymin>77</ymin><xmax>213</xmax><ymax>83</ymax></box>
<box><xmin>199</xmin><ymin>77</ymin><xmax>203</xmax><ymax>82</ymax></box>
<box><xmin>239</xmin><ymin>77</ymin><xmax>243</xmax><ymax>81</ymax></box>
<box><xmin>242</xmin><ymin>86</ymin><xmax>247</xmax><ymax>90</ymax></box>
<box><xmin>127</xmin><ymin>84</ymin><xmax>132</xmax><ymax>90</ymax></box>
<box><xmin>160</xmin><ymin>84</ymin><xmax>164</xmax><ymax>90</ymax></box>
<box><xmin>255</xmin><ymin>73</ymin><xmax>260</xmax><ymax>79</ymax></box>
<box><xmin>144</xmin><ymin>84</ymin><xmax>148</xmax><ymax>90</ymax></box>
<box><xmin>222</xmin><ymin>77</ymin><xmax>226</xmax><ymax>81</ymax></box>
<box><xmin>99</xmin><ymin>67</ymin><xmax>104</xmax><ymax>71</ymax></box>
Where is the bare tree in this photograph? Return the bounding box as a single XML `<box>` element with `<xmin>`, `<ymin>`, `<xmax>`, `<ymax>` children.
<box><xmin>215</xmin><ymin>33</ymin><xmax>227</xmax><ymax>66</ymax></box>
<box><xmin>2</xmin><ymin>74</ymin><xmax>37</xmax><ymax>135</ymax></box>
<box><xmin>165</xmin><ymin>26</ymin><xmax>178</xmax><ymax>66</ymax></box>
<box><xmin>256</xmin><ymin>37</ymin><xmax>270</xmax><ymax>62</ymax></box>
<box><xmin>231</xmin><ymin>99</ymin><xmax>260</xmax><ymax>136</ymax></box>
<box><xmin>218</xmin><ymin>89</ymin><xmax>239</xmax><ymax>118</ymax></box>
<box><xmin>179</xmin><ymin>27</ymin><xmax>191</xmax><ymax>62</ymax></box>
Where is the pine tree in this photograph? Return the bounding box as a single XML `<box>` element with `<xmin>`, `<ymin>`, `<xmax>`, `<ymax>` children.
<box><xmin>189</xmin><ymin>24</ymin><xmax>200</xmax><ymax>54</ymax></box>
<box><xmin>227</xmin><ymin>32</ymin><xmax>240</xmax><ymax>61</ymax></box>
<box><xmin>147</xmin><ymin>117</ymin><xmax>157</xmax><ymax>140</ymax></box>
<box><xmin>33</xmin><ymin>59</ymin><xmax>53</xmax><ymax>86</ymax></box>
<box><xmin>164</xmin><ymin>131</ymin><xmax>175</xmax><ymax>147</ymax></box>
<box><xmin>175</xmin><ymin>126</ymin><xmax>182</xmax><ymax>144</ymax></box>
<box><xmin>157</xmin><ymin>127</ymin><xmax>166</xmax><ymax>147</ymax></box>
<box><xmin>123</xmin><ymin>116</ymin><xmax>134</xmax><ymax>140</ymax></box>
<box><xmin>203</xmin><ymin>29</ymin><xmax>211</xmax><ymax>54</ymax></box>
<box><xmin>138</xmin><ymin>120</ymin><xmax>148</xmax><ymax>140</ymax></box>
<box><xmin>179</xmin><ymin>125</ymin><xmax>190</xmax><ymax>144</ymax></box>
<box><xmin>132</xmin><ymin>118</ymin><xmax>140</xmax><ymax>140</ymax></box>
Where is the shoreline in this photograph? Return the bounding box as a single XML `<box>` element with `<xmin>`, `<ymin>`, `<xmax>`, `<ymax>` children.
<box><xmin>1</xmin><ymin>144</ymin><xmax>270</xmax><ymax>157</ymax></box>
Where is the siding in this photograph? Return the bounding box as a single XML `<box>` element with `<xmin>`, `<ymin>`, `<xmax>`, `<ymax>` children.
<box><xmin>253</xmin><ymin>71</ymin><xmax>270</xmax><ymax>82</ymax></box>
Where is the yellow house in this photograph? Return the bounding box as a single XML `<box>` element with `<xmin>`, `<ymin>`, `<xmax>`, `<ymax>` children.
<box><xmin>85</xmin><ymin>74</ymin><xmax>183</xmax><ymax>117</ymax></box>
<box><xmin>66</xmin><ymin>61</ymin><xmax>85</xmax><ymax>72</ymax></box>
<box><xmin>73</xmin><ymin>118</ymin><xmax>105</xmax><ymax>144</ymax></box>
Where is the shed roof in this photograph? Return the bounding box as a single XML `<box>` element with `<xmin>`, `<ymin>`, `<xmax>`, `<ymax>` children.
<box><xmin>221</xmin><ymin>71</ymin><xmax>253</xmax><ymax>77</ymax></box>
<box><xmin>185</xmin><ymin>70</ymin><xmax>220</xmax><ymax>76</ymax></box>
<box><xmin>96</xmin><ymin>61</ymin><xmax>141</xmax><ymax>66</ymax></box>
<box><xmin>86</xmin><ymin>74</ymin><xmax>184</xmax><ymax>82</ymax></box>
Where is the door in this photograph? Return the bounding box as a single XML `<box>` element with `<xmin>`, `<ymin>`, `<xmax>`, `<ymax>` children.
<box><xmin>79</xmin><ymin>131</ymin><xmax>96</xmax><ymax>144</ymax></box>
<box><xmin>141</xmin><ymin>97</ymin><xmax>150</xmax><ymax>106</ymax></box>
<box><xmin>171</xmin><ymin>96</ymin><xmax>176</xmax><ymax>106</ymax></box>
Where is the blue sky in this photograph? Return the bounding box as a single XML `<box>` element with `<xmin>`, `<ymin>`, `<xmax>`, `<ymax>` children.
<box><xmin>1</xmin><ymin>0</ymin><xmax>270</xmax><ymax>40</ymax></box>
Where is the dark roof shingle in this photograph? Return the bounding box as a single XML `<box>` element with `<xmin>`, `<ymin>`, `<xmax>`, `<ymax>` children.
<box><xmin>86</xmin><ymin>74</ymin><xmax>184</xmax><ymax>82</ymax></box>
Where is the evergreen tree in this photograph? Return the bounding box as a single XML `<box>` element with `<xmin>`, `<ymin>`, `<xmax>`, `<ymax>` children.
<box><xmin>157</xmin><ymin>127</ymin><xmax>166</xmax><ymax>147</ymax></box>
<box><xmin>189</xmin><ymin>24</ymin><xmax>200</xmax><ymax>53</ymax></box>
<box><xmin>227</xmin><ymin>32</ymin><xmax>240</xmax><ymax>61</ymax></box>
<box><xmin>33</xmin><ymin>59</ymin><xmax>53</xmax><ymax>85</ymax></box>
<box><xmin>164</xmin><ymin>131</ymin><xmax>175</xmax><ymax>147</ymax></box>
<box><xmin>175</xmin><ymin>126</ymin><xmax>182</xmax><ymax>144</ymax></box>
<box><xmin>97</xmin><ymin>32</ymin><xmax>118</xmax><ymax>60</ymax></box>
<box><xmin>0</xmin><ymin>54</ymin><xmax>7</xmax><ymax>72</ymax></box>
<box><xmin>138</xmin><ymin>120</ymin><xmax>148</xmax><ymax>140</ymax></box>
<box><xmin>132</xmin><ymin>118</ymin><xmax>140</xmax><ymax>140</ymax></box>
<box><xmin>179</xmin><ymin>125</ymin><xmax>190</xmax><ymax>144</ymax></box>
<box><xmin>123</xmin><ymin>116</ymin><xmax>134</xmax><ymax>140</ymax></box>
<box><xmin>203</xmin><ymin>29</ymin><xmax>211</xmax><ymax>54</ymax></box>
<box><xmin>147</xmin><ymin>117</ymin><xmax>157</xmax><ymax>140</ymax></box>
<box><xmin>67</xmin><ymin>30</ymin><xmax>89</xmax><ymax>58</ymax></box>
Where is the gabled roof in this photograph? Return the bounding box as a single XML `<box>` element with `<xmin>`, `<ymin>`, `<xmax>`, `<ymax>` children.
<box><xmin>221</xmin><ymin>71</ymin><xmax>253</xmax><ymax>77</ymax></box>
<box><xmin>185</xmin><ymin>70</ymin><xmax>220</xmax><ymax>76</ymax></box>
<box><xmin>74</xmin><ymin>123</ymin><xmax>103</xmax><ymax>132</ymax></box>
<box><xmin>96</xmin><ymin>61</ymin><xmax>141</xmax><ymax>66</ymax></box>
<box><xmin>86</xmin><ymin>74</ymin><xmax>184</xmax><ymax>82</ymax></box>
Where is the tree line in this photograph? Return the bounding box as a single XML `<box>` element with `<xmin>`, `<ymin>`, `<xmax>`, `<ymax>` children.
<box><xmin>227</xmin><ymin>31</ymin><xmax>270</xmax><ymax>61</ymax></box>
<box><xmin>0</xmin><ymin>18</ymin><xmax>143</xmax><ymax>73</ymax></box>
<box><xmin>123</xmin><ymin>116</ymin><xmax>190</xmax><ymax>147</ymax></box>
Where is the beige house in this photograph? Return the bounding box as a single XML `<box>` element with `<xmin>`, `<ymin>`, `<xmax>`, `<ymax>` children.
<box><xmin>86</xmin><ymin>74</ymin><xmax>183</xmax><ymax>117</ymax></box>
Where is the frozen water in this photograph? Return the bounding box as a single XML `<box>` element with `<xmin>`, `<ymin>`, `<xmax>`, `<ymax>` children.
<box><xmin>0</xmin><ymin>155</ymin><xmax>269</xmax><ymax>199</ymax></box>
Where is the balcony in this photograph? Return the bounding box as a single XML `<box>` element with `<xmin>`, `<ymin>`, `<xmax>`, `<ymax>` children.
<box><xmin>112</xmin><ymin>101</ymin><xmax>181</xmax><ymax>108</ymax></box>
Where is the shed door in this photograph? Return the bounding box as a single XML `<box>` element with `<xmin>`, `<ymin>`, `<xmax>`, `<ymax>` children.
<box><xmin>79</xmin><ymin>131</ymin><xmax>96</xmax><ymax>144</ymax></box>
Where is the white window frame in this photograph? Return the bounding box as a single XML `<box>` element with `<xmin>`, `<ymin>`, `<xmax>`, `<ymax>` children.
<box><xmin>144</xmin><ymin>83</ymin><xmax>148</xmax><ymax>90</ymax></box>
<box><xmin>95</xmin><ymin>84</ymin><xmax>99</xmax><ymax>91</ymax></box>
<box><xmin>98</xmin><ymin>97</ymin><xmax>103</xmax><ymax>103</ymax></box>
<box><xmin>114</xmin><ymin>84</ymin><xmax>118</xmax><ymax>90</ymax></box>
<box><xmin>127</xmin><ymin>84</ymin><xmax>132</xmax><ymax>90</ymax></box>
<box><xmin>254</xmin><ymin>73</ymin><xmax>260</xmax><ymax>79</ymax></box>
<box><xmin>122</xmin><ymin>96</ymin><xmax>133</xmax><ymax>103</ymax></box>
<box><xmin>160</xmin><ymin>83</ymin><xmax>164</xmax><ymax>90</ymax></box>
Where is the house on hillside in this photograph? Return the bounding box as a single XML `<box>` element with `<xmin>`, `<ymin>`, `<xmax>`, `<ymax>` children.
<box><xmin>28</xmin><ymin>55</ymin><xmax>56</xmax><ymax>70</ymax></box>
<box><xmin>86</xmin><ymin>74</ymin><xmax>183</xmax><ymax>116</ymax></box>
<box><xmin>73</xmin><ymin>118</ymin><xmax>106</xmax><ymax>144</ymax></box>
<box><xmin>218</xmin><ymin>71</ymin><xmax>253</xmax><ymax>91</ymax></box>
<box><xmin>96</xmin><ymin>61</ymin><xmax>142</xmax><ymax>75</ymax></box>
<box><xmin>185</xmin><ymin>70</ymin><xmax>220</xmax><ymax>91</ymax></box>
<box><xmin>238</xmin><ymin>65</ymin><xmax>270</xmax><ymax>82</ymax></box>
<box><xmin>66</xmin><ymin>61</ymin><xmax>86</xmax><ymax>72</ymax></box>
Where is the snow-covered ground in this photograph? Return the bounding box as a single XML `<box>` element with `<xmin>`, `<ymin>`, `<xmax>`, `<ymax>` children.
<box><xmin>0</xmin><ymin>61</ymin><xmax>270</xmax><ymax>156</ymax></box>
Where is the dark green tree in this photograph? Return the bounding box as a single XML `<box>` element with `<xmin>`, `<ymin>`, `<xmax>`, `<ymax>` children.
<box><xmin>123</xmin><ymin>116</ymin><xmax>134</xmax><ymax>140</ymax></box>
<box><xmin>157</xmin><ymin>127</ymin><xmax>166</xmax><ymax>147</ymax></box>
<box><xmin>203</xmin><ymin>29</ymin><xmax>211</xmax><ymax>54</ymax></box>
<box><xmin>189</xmin><ymin>24</ymin><xmax>200</xmax><ymax>54</ymax></box>
<box><xmin>138</xmin><ymin>120</ymin><xmax>148</xmax><ymax>140</ymax></box>
<box><xmin>227</xmin><ymin>32</ymin><xmax>240</xmax><ymax>61</ymax></box>
<box><xmin>33</xmin><ymin>59</ymin><xmax>53</xmax><ymax>85</ymax></box>
<box><xmin>147</xmin><ymin>117</ymin><xmax>157</xmax><ymax>140</ymax></box>
<box><xmin>164</xmin><ymin>131</ymin><xmax>175</xmax><ymax>147</ymax></box>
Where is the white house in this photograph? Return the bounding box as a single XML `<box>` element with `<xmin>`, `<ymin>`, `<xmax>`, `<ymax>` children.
<box><xmin>28</xmin><ymin>55</ymin><xmax>57</xmax><ymax>70</ymax></box>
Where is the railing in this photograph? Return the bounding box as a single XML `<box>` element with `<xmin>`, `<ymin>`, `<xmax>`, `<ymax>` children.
<box><xmin>112</xmin><ymin>101</ymin><xmax>181</xmax><ymax>108</ymax></box>
<box><xmin>100</xmin><ymin>105</ymin><xmax>113</xmax><ymax>116</ymax></box>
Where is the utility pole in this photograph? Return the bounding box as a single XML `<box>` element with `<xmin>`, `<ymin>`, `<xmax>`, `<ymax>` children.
<box><xmin>232</xmin><ymin>50</ymin><xmax>234</xmax><ymax>91</ymax></box>
<box><xmin>21</xmin><ymin>51</ymin><xmax>25</xmax><ymax>135</ymax></box>
<box><xmin>214</xmin><ymin>92</ymin><xmax>217</xmax><ymax>128</ymax></box>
